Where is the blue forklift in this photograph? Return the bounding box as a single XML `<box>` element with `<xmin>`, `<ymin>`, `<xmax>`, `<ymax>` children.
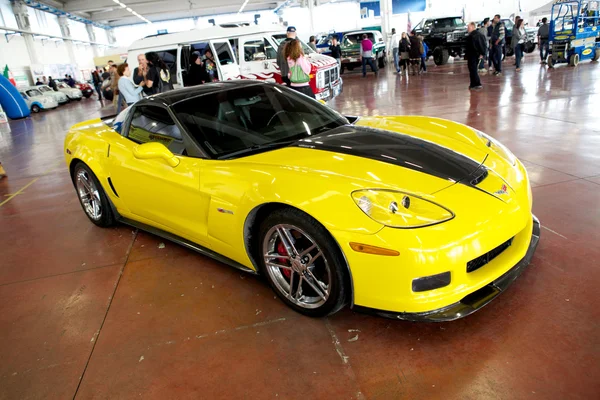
<box><xmin>548</xmin><ymin>0</ymin><xmax>600</xmax><ymax>67</ymax></box>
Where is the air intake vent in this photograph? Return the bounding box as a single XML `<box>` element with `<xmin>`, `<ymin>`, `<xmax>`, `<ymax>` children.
<box><xmin>470</xmin><ymin>168</ymin><xmax>489</xmax><ymax>186</ymax></box>
<box><xmin>467</xmin><ymin>237</ymin><xmax>513</xmax><ymax>273</ymax></box>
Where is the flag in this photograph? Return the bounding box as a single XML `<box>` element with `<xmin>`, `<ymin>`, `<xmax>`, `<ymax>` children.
<box><xmin>407</xmin><ymin>10</ymin><xmax>412</xmax><ymax>33</ymax></box>
<box><xmin>461</xmin><ymin>6</ymin><xmax>465</xmax><ymax>22</ymax></box>
<box><xmin>3</xmin><ymin>65</ymin><xmax>16</xmax><ymax>86</ymax></box>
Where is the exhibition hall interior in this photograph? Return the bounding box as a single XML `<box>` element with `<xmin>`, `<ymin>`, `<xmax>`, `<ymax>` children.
<box><xmin>0</xmin><ymin>0</ymin><xmax>599</xmax><ymax>398</ymax></box>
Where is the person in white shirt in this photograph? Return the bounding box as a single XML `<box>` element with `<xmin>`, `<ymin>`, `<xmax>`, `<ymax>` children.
<box><xmin>116</xmin><ymin>63</ymin><xmax>146</xmax><ymax>106</ymax></box>
<box><xmin>390</xmin><ymin>28</ymin><xmax>400</xmax><ymax>73</ymax></box>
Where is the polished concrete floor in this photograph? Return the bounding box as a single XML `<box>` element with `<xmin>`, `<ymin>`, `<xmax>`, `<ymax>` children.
<box><xmin>1</xmin><ymin>55</ymin><xmax>599</xmax><ymax>400</ymax></box>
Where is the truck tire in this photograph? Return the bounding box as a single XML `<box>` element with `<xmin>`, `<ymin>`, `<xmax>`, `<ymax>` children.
<box><xmin>378</xmin><ymin>52</ymin><xmax>386</xmax><ymax>68</ymax></box>
<box><xmin>592</xmin><ymin>49</ymin><xmax>600</xmax><ymax>62</ymax></box>
<box><xmin>433</xmin><ymin>47</ymin><xmax>449</xmax><ymax>66</ymax></box>
<box><xmin>547</xmin><ymin>55</ymin><xmax>554</xmax><ymax>68</ymax></box>
<box><xmin>524</xmin><ymin>41</ymin><xmax>536</xmax><ymax>54</ymax></box>
<box><xmin>569</xmin><ymin>53</ymin><xmax>579</xmax><ymax>67</ymax></box>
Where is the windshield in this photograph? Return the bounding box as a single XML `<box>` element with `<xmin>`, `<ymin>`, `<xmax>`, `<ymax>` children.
<box><xmin>502</xmin><ymin>19</ymin><xmax>515</xmax><ymax>29</ymax></box>
<box><xmin>39</xmin><ymin>86</ymin><xmax>51</xmax><ymax>92</ymax></box>
<box><xmin>272</xmin><ymin>34</ymin><xmax>314</xmax><ymax>54</ymax></box>
<box><xmin>317</xmin><ymin>35</ymin><xmax>333</xmax><ymax>46</ymax></box>
<box><xmin>343</xmin><ymin>32</ymin><xmax>375</xmax><ymax>47</ymax></box>
<box><xmin>172</xmin><ymin>84</ymin><xmax>348</xmax><ymax>159</ymax></box>
<box><xmin>434</xmin><ymin>18</ymin><xmax>465</xmax><ymax>29</ymax></box>
<box><xmin>26</xmin><ymin>89</ymin><xmax>42</xmax><ymax>97</ymax></box>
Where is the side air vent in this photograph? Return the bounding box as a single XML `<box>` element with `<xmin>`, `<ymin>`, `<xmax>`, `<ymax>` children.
<box><xmin>470</xmin><ymin>168</ymin><xmax>489</xmax><ymax>186</ymax></box>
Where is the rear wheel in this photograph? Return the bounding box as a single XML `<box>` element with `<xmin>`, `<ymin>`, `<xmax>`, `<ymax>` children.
<box><xmin>31</xmin><ymin>104</ymin><xmax>40</xmax><ymax>113</ymax></box>
<box><xmin>259</xmin><ymin>208</ymin><xmax>348</xmax><ymax>317</ymax></box>
<box><xmin>72</xmin><ymin>162</ymin><xmax>115</xmax><ymax>227</ymax></box>
<box><xmin>569</xmin><ymin>53</ymin><xmax>579</xmax><ymax>67</ymax></box>
<box><xmin>433</xmin><ymin>47</ymin><xmax>449</xmax><ymax>65</ymax></box>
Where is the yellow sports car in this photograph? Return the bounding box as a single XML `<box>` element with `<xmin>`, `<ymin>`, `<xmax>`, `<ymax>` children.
<box><xmin>64</xmin><ymin>81</ymin><xmax>540</xmax><ymax>321</ymax></box>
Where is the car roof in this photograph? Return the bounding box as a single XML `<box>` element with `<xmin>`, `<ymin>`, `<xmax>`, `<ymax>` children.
<box><xmin>135</xmin><ymin>80</ymin><xmax>267</xmax><ymax>107</ymax></box>
<box><xmin>344</xmin><ymin>30</ymin><xmax>379</xmax><ymax>36</ymax></box>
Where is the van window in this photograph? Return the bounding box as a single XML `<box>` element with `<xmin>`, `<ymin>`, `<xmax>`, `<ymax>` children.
<box><xmin>243</xmin><ymin>38</ymin><xmax>277</xmax><ymax>62</ymax></box>
<box><xmin>212</xmin><ymin>41</ymin><xmax>235</xmax><ymax>65</ymax></box>
<box><xmin>155</xmin><ymin>49</ymin><xmax>177</xmax><ymax>84</ymax></box>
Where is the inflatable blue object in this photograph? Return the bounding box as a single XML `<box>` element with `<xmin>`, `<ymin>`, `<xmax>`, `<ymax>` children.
<box><xmin>0</xmin><ymin>74</ymin><xmax>30</xmax><ymax>119</ymax></box>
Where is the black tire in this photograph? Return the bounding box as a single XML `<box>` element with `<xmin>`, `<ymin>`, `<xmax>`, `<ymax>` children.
<box><xmin>347</xmin><ymin>65</ymin><xmax>354</xmax><ymax>71</ymax></box>
<box><xmin>524</xmin><ymin>41</ymin><xmax>536</xmax><ymax>53</ymax></box>
<box><xmin>340</xmin><ymin>65</ymin><xmax>345</xmax><ymax>75</ymax></box>
<box><xmin>258</xmin><ymin>208</ymin><xmax>348</xmax><ymax>317</ymax></box>
<box><xmin>569</xmin><ymin>53</ymin><xmax>579</xmax><ymax>67</ymax></box>
<box><xmin>31</xmin><ymin>104</ymin><xmax>40</xmax><ymax>113</ymax></box>
<box><xmin>378</xmin><ymin>52</ymin><xmax>386</xmax><ymax>68</ymax></box>
<box><xmin>433</xmin><ymin>47</ymin><xmax>449</xmax><ymax>65</ymax></box>
<box><xmin>76</xmin><ymin>98</ymin><xmax>82</xmax><ymax>101</ymax></box>
<box><xmin>593</xmin><ymin>49</ymin><xmax>600</xmax><ymax>62</ymax></box>
<box><xmin>66</xmin><ymin>98</ymin><xmax>71</xmax><ymax>103</ymax></box>
<box><xmin>72</xmin><ymin>161</ymin><xmax>115</xmax><ymax>227</ymax></box>
<box><xmin>547</xmin><ymin>55</ymin><xmax>555</xmax><ymax>68</ymax></box>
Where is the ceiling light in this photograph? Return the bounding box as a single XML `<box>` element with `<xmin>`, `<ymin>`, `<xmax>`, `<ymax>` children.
<box><xmin>126</xmin><ymin>7</ymin><xmax>132</xmax><ymax>12</ymax></box>
<box><xmin>120</xmin><ymin>3</ymin><xmax>126</xmax><ymax>8</ymax></box>
<box><xmin>112</xmin><ymin>0</ymin><xmax>119</xmax><ymax>3</ymax></box>
<box><xmin>238</xmin><ymin>0</ymin><xmax>250</xmax><ymax>13</ymax></box>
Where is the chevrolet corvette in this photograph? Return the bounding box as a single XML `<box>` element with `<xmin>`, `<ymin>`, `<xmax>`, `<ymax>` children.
<box><xmin>64</xmin><ymin>81</ymin><xmax>540</xmax><ymax>321</ymax></box>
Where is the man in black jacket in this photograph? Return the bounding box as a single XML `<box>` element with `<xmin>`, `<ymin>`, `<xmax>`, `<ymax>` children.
<box><xmin>466</xmin><ymin>22</ymin><xmax>487</xmax><ymax>90</ymax></box>
<box><xmin>276</xmin><ymin>26</ymin><xmax>296</xmax><ymax>86</ymax></box>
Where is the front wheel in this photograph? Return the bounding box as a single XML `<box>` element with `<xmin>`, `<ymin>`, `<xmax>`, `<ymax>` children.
<box><xmin>72</xmin><ymin>162</ymin><xmax>115</xmax><ymax>227</ymax></box>
<box><xmin>433</xmin><ymin>47</ymin><xmax>449</xmax><ymax>65</ymax></box>
<box><xmin>259</xmin><ymin>208</ymin><xmax>348</xmax><ymax>317</ymax></box>
<box><xmin>569</xmin><ymin>53</ymin><xmax>579</xmax><ymax>67</ymax></box>
<box><xmin>547</xmin><ymin>55</ymin><xmax>555</xmax><ymax>68</ymax></box>
<box><xmin>31</xmin><ymin>104</ymin><xmax>40</xmax><ymax>113</ymax></box>
<box><xmin>593</xmin><ymin>49</ymin><xmax>600</xmax><ymax>62</ymax></box>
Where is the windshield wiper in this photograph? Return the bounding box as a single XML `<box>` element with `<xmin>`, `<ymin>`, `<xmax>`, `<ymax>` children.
<box><xmin>218</xmin><ymin>139</ymin><xmax>298</xmax><ymax>160</ymax></box>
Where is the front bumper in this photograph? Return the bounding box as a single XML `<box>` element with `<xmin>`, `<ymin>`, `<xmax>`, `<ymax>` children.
<box><xmin>315</xmin><ymin>79</ymin><xmax>343</xmax><ymax>102</ymax></box>
<box><xmin>354</xmin><ymin>216</ymin><xmax>540</xmax><ymax>322</ymax></box>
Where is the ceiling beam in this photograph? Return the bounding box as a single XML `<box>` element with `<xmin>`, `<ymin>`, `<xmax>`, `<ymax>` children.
<box><xmin>63</xmin><ymin>0</ymin><xmax>165</xmax><ymax>13</ymax></box>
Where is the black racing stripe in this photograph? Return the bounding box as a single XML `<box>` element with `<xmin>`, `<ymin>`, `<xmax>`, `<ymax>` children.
<box><xmin>294</xmin><ymin>125</ymin><xmax>482</xmax><ymax>182</ymax></box>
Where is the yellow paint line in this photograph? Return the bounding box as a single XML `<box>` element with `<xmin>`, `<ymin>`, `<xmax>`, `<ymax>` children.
<box><xmin>0</xmin><ymin>178</ymin><xmax>39</xmax><ymax>207</ymax></box>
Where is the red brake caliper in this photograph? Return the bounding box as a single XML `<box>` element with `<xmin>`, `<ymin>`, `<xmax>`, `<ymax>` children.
<box><xmin>277</xmin><ymin>240</ymin><xmax>292</xmax><ymax>279</ymax></box>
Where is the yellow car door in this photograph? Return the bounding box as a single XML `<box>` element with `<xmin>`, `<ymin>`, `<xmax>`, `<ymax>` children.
<box><xmin>106</xmin><ymin>104</ymin><xmax>210</xmax><ymax>245</ymax></box>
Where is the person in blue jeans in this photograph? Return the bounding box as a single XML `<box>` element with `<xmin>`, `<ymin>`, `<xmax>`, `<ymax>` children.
<box><xmin>420</xmin><ymin>38</ymin><xmax>428</xmax><ymax>73</ymax></box>
<box><xmin>491</xmin><ymin>14</ymin><xmax>506</xmax><ymax>76</ymax></box>
<box><xmin>538</xmin><ymin>17</ymin><xmax>550</xmax><ymax>64</ymax></box>
<box><xmin>360</xmin><ymin>34</ymin><xmax>378</xmax><ymax>77</ymax></box>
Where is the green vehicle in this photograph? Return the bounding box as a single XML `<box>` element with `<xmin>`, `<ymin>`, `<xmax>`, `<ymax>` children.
<box><xmin>340</xmin><ymin>30</ymin><xmax>386</xmax><ymax>74</ymax></box>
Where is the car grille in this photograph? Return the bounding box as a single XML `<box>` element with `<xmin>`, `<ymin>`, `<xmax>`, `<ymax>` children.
<box><xmin>467</xmin><ymin>237</ymin><xmax>514</xmax><ymax>273</ymax></box>
<box><xmin>451</xmin><ymin>31</ymin><xmax>466</xmax><ymax>41</ymax></box>
<box><xmin>323</xmin><ymin>67</ymin><xmax>339</xmax><ymax>86</ymax></box>
<box><xmin>344</xmin><ymin>50</ymin><xmax>360</xmax><ymax>58</ymax></box>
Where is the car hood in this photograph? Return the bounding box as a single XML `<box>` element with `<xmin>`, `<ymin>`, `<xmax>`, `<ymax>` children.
<box><xmin>239</xmin><ymin>117</ymin><xmax>492</xmax><ymax>196</ymax></box>
<box><xmin>306</xmin><ymin>52</ymin><xmax>338</xmax><ymax>68</ymax></box>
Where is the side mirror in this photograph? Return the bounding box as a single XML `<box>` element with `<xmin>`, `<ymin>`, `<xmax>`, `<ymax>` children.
<box><xmin>133</xmin><ymin>142</ymin><xmax>180</xmax><ymax>167</ymax></box>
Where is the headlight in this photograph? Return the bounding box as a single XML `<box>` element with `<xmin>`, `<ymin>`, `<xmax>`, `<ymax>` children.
<box><xmin>474</xmin><ymin>130</ymin><xmax>517</xmax><ymax>166</ymax></box>
<box><xmin>316</xmin><ymin>71</ymin><xmax>325</xmax><ymax>88</ymax></box>
<box><xmin>446</xmin><ymin>32</ymin><xmax>454</xmax><ymax>42</ymax></box>
<box><xmin>352</xmin><ymin>189</ymin><xmax>454</xmax><ymax>228</ymax></box>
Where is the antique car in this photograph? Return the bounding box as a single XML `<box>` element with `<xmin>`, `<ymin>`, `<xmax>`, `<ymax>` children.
<box><xmin>56</xmin><ymin>82</ymin><xmax>83</xmax><ymax>101</ymax></box>
<box><xmin>19</xmin><ymin>88</ymin><xmax>58</xmax><ymax>112</ymax></box>
<box><xmin>64</xmin><ymin>81</ymin><xmax>540</xmax><ymax>321</ymax></box>
<box><xmin>73</xmin><ymin>81</ymin><xmax>94</xmax><ymax>98</ymax></box>
<box><xmin>340</xmin><ymin>30</ymin><xmax>386</xmax><ymax>73</ymax></box>
<box><xmin>31</xmin><ymin>85</ymin><xmax>68</xmax><ymax>104</ymax></box>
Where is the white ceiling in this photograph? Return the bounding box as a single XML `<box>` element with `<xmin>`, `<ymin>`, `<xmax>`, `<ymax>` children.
<box><xmin>42</xmin><ymin>0</ymin><xmax>283</xmax><ymax>27</ymax></box>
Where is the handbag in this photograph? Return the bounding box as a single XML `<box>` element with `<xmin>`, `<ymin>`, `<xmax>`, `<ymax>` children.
<box><xmin>290</xmin><ymin>63</ymin><xmax>310</xmax><ymax>84</ymax></box>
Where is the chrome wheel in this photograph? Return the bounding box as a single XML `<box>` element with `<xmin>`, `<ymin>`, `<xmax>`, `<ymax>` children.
<box><xmin>75</xmin><ymin>169</ymin><xmax>102</xmax><ymax>221</ymax></box>
<box><xmin>262</xmin><ymin>224</ymin><xmax>332</xmax><ymax>309</ymax></box>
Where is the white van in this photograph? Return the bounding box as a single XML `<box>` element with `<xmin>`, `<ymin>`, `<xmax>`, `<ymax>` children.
<box><xmin>127</xmin><ymin>25</ymin><xmax>343</xmax><ymax>102</ymax></box>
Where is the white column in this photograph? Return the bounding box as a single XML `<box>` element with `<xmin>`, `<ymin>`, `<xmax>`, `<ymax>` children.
<box><xmin>10</xmin><ymin>0</ymin><xmax>39</xmax><ymax>65</ymax></box>
<box><xmin>106</xmin><ymin>28</ymin><xmax>116</xmax><ymax>45</ymax></box>
<box><xmin>85</xmin><ymin>24</ymin><xmax>100</xmax><ymax>58</ymax></box>
<box><xmin>380</xmin><ymin>0</ymin><xmax>392</xmax><ymax>44</ymax></box>
<box><xmin>58</xmin><ymin>15</ymin><xmax>78</xmax><ymax>70</ymax></box>
<box><xmin>306</xmin><ymin>0</ymin><xmax>315</xmax><ymax>36</ymax></box>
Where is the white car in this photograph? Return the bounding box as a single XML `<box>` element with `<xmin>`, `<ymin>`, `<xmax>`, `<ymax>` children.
<box><xmin>19</xmin><ymin>88</ymin><xmax>58</xmax><ymax>113</ymax></box>
<box><xmin>56</xmin><ymin>82</ymin><xmax>83</xmax><ymax>101</ymax></box>
<box><xmin>31</xmin><ymin>85</ymin><xmax>68</xmax><ymax>105</ymax></box>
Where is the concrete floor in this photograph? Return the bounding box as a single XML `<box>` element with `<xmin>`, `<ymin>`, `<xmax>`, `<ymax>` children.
<box><xmin>1</xmin><ymin>55</ymin><xmax>599</xmax><ymax>400</ymax></box>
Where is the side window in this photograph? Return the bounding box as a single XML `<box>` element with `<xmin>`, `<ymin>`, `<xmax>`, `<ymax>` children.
<box><xmin>126</xmin><ymin>105</ymin><xmax>186</xmax><ymax>155</ymax></box>
<box><xmin>155</xmin><ymin>49</ymin><xmax>178</xmax><ymax>83</ymax></box>
<box><xmin>263</xmin><ymin>38</ymin><xmax>277</xmax><ymax>59</ymax></box>
<box><xmin>212</xmin><ymin>41</ymin><xmax>234</xmax><ymax>65</ymax></box>
<box><xmin>243</xmin><ymin>39</ymin><xmax>267</xmax><ymax>62</ymax></box>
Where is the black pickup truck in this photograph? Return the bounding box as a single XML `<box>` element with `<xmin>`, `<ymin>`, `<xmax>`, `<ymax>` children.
<box><xmin>412</xmin><ymin>16</ymin><xmax>468</xmax><ymax>65</ymax></box>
